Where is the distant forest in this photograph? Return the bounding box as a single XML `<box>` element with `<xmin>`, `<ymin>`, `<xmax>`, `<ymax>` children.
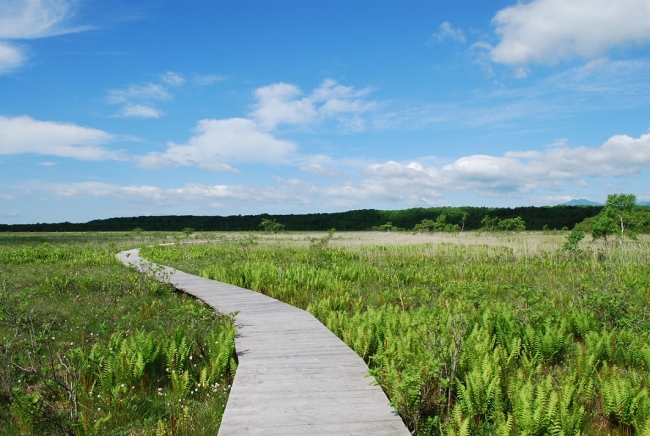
<box><xmin>0</xmin><ymin>205</ymin><xmax>604</xmax><ymax>232</ymax></box>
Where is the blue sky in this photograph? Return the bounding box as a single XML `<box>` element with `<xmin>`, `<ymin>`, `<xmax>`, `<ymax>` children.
<box><xmin>1</xmin><ymin>0</ymin><xmax>650</xmax><ymax>224</ymax></box>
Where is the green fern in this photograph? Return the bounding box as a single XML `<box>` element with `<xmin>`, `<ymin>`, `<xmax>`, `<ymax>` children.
<box><xmin>455</xmin><ymin>351</ymin><xmax>503</xmax><ymax>426</ymax></box>
<box><xmin>601</xmin><ymin>367</ymin><xmax>648</xmax><ymax>433</ymax></box>
<box><xmin>509</xmin><ymin>372</ymin><xmax>558</xmax><ymax>435</ymax></box>
<box><xmin>170</xmin><ymin>370</ymin><xmax>191</xmax><ymax>398</ymax></box>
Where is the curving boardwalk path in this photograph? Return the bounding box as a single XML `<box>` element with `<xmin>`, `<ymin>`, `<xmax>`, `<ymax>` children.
<box><xmin>117</xmin><ymin>248</ymin><xmax>411</xmax><ymax>436</ymax></box>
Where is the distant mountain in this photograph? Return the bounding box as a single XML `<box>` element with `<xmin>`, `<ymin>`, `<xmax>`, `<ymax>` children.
<box><xmin>560</xmin><ymin>199</ymin><xmax>604</xmax><ymax>206</ymax></box>
<box><xmin>639</xmin><ymin>201</ymin><xmax>650</xmax><ymax>206</ymax></box>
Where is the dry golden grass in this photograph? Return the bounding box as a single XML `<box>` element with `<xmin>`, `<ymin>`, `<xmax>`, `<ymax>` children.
<box><xmin>196</xmin><ymin>230</ymin><xmax>650</xmax><ymax>263</ymax></box>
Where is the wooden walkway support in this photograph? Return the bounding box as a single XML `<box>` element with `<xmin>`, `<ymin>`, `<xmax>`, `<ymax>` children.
<box><xmin>117</xmin><ymin>248</ymin><xmax>411</xmax><ymax>436</ymax></box>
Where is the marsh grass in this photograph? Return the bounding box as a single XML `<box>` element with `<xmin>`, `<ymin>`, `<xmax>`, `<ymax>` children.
<box><xmin>0</xmin><ymin>232</ymin><xmax>236</xmax><ymax>435</ymax></box>
<box><xmin>142</xmin><ymin>231</ymin><xmax>650</xmax><ymax>435</ymax></box>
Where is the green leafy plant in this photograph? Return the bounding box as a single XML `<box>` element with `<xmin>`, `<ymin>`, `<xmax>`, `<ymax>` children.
<box><xmin>141</xmin><ymin>230</ymin><xmax>650</xmax><ymax>435</ymax></box>
<box><xmin>563</xmin><ymin>229</ymin><xmax>585</xmax><ymax>251</ymax></box>
<box><xmin>259</xmin><ymin>219</ymin><xmax>285</xmax><ymax>233</ymax></box>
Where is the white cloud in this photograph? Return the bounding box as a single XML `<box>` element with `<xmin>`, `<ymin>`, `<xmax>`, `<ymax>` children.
<box><xmin>160</xmin><ymin>71</ymin><xmax>184</xmax><ymax>86</ymax></box>
<box><xmin>38</xmin><ymin>161</ymin><xmax>55</xmax><ymax>166</ymax></box>
<box><xmin>127</xmin><ymin>79</ymin><xmax>377</xmax><ymax>171</ymax></box>
<box><xmin>118</xmin><ymin>104</ymin><xmax>163</xmax><ymax>118</ymax></box>
<box><xmin>489</xmin><ymin>0</ymin><xmax>650</xmax><ymax>66</ymax></box>
<box><xmin>432</xmin><ymin>22</ymin><xmax>466</xmax><ymax>43</ymax></box>
<box><xmin>0</xmin><ymin>115</ymin><xmax>122</xmax><ymax>160</ymax></box>
<box><xmin>300</xmin><ymin>164</ymin><xmax>343</xmax><ymax>177</ymax></box>
<box><xmin>547</xmin><ymin>138</ymin><xmax>568</xmax><ymax>148</ymax></box>
<box><xmin>108</xmin><ymin>82</ymin><xmax>172</xmax><ymax>118</ymax></box>
<box><xmin>197</xmin><ymin>162</ymin><xmax>239</xmax><ymax>173</ymax></box>
<box><xmin>310</xmin><ymin>79</ymin><xmax>371</xmax><ymax>102</ymax></box>
<box><xmin>312</xmin><ymin>79</ymin><xmax>374</xmax><ymax>117</ymax></box>
<box><xmin>46</xmin><ymin>181</ymin><xmax>309</xmax><ymax>205</ymax></box>
<box><xmin>250</xmin><ymin>79</ymin><xmax>375</xmax><ymax>131</ymax></box>
<box><xmin>533</xmin><ymin>195</ymin><xmax>574</xmax><ymax>206</ymax></box>
<box><xmin>193</xmin><ymin>74</ymin><xmax>225</xmax><ymax>85</ymax></box>
<box><xmin>31</xmin><ymin>130</ymin><xmax>650</xmax><ymax>210</ymax></box>
<box><xmin>0</xmin><ymin>0</ymin><xmax>89</xmax><ymax>73</ymax></box>
<box><xmin>251</xmin><ymin>83</ymin><xmax>317</xmax><ymax>130</ymax></box>
<box><xmin>360</xmin><ymin>131</ymin><xmax>650</xmax><ymax>199</ymax></box>
<box><xmin>137</xmin><ymin>118</ymin><xmax>296</xmax><ymax>169</ymax></box>
<box><xmin>0</xmin><ymin>0</ymin><xmax>88</xmax><ymax>39</ymax></box>
<box><xmin>108</xmin><ymin>83</ymin><xmax>170</xmax><ymax>104</ymax></box>
<box><xmin>0</xmin><ymin>41</ymin><xmax>25</xmax><ymax>73</ymax></box>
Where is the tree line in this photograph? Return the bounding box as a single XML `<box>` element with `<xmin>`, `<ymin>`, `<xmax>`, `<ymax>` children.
<box><xmin>0</xmin><ymin>205</ymin><xmax>607</xmax><ymax>232</ymax></box>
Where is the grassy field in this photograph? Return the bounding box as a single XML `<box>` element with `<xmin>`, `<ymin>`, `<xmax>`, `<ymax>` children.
<box><xmin>141</xmin><ymin>230</ymin><xmax>650</xmax><ymax>435</ymax></box>
<box><xmin>0</xmin><ymin>232</ymin><xmax>236</xmax><ymax>436</ymax></box>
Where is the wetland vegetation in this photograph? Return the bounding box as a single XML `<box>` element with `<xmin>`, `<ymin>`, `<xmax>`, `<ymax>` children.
<box><xmin>3</xmin><ymin>222</ymin><xmax>650</xmax><ymax>435</ymax></box>
<box><xmin>142</xmin><ymin>230</ymin><xmax>650</xmax><ymax>435</ymax></box>
<box><xmin>0</xmin><ymin>233</ymin><xmax>236</xmax><ymax>435</ymax></box>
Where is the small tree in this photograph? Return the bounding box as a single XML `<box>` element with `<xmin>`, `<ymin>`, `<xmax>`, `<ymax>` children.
<box><xmin>413</xmin><ymin>215</ymin><xmax>459</xmax><ymax>233</ymax></box>
<box><xmin>182</xmin><ymin>227</ymin><xmax>194</xmax><ymax>236</ymax></box>
<box><xmin>564</xmin><ymin>229</ymin><xmax>585</xmax><ymax>251</ymax></box>
<box><xmin>591</xmin><ymin>216</ymin><xmax>617</xmax><ymax>241</ymax></box>
<box><xmin>604</xmin><ymin>193</ymin><xmax>637</xmax><ymax>237</ymax></box>
<box><xmin>460</xmin><ymin>211</ymin><xmax>469</xmax><ymax>232</ymax></box>
<box><xmin>433</xmin><ymin>214</ymin><xmax>450</xmax><ymax>231</ymax></box>
<box><xmin>497</xmin><ymin>217</ymin><xmax>526</xmax><ymax>231</ymax></box>
<box><xmin>481</xmin><ymin>215</ymin><xmax>499</xmax><ymax>231</ymax></box>
<box><xmin>371</xmin><ymin>222</ymin><xmax>400</xmax><ymax>232</ymax></box>
<box><xmin>413</xmin><ymin>219</ymin><xmax>436</xmax><ymax>232</ymax></box>
<box><xmin>592</xmin><ymin>193</ymin><xmax>639</xmax><ymax>241</ymax></box>
<box><xmin>259</xmin><ymin>219</ymin><xmax>285</xmax><ymax>233</ymax></box>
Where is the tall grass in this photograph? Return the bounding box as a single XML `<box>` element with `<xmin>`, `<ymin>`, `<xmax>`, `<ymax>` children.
<box><xmin>143</xmin><ymin>231</ymin><xmax>650</xmax><ymax>435</ymax></box>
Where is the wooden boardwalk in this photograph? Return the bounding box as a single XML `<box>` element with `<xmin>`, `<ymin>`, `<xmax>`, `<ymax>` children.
<box><xmin>117</xmin><ymin>248</ymin><xmax>411</xmax><ymax>436</ymax></box>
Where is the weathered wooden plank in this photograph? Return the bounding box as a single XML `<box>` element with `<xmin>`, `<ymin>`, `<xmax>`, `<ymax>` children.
<box><xmin>116</xmin><ymin>248</ymin><xmax>410</xmax><ymax>436</ymax></box>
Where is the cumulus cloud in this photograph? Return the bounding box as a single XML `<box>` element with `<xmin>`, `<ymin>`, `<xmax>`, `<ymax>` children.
<box><xmin>251</xmin><ymin>83</ymin><xmax>317</xmax><ymax>130</ymax></box>
<box><xmin>136</xmin><ymin>118</ymin><xmax>296</xmax><ymax>170</ymax></box>
<box><xmin>130</xmin><ymin>79</ymin><xmax>374</xmax><ymax>171</ymax></box>
<box><xmin>32</xmin><ymin>130</ymin><xmax>650</xmax><ymax>209</ymax></box>
<box><xmin>0</xmin><ymin>0</ymin><xmax>89</xmax><ymax>73</ymax></box>
<box><xmin>489</xmin><ymin>0</ymin><xmax>650</xmax><ymax>66</ymax></box>
<box><xmin>360</xmin><ymin>132</ymin><xmax>650</xmax><ymax>200</ymax></box>
<box><xmin>250</xmin><ymin>79</ymin><xmax>375</xmax><ymax>130</ymax></box>
<box><xmin>0</xmin><ymin>115</ymin><xmax>122</xmax><ymax>160</ymax></box>
<box><xmin>432</xmin><ymin>22</ymin><xmax>466</xmax><ymax>43</ymax></box>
